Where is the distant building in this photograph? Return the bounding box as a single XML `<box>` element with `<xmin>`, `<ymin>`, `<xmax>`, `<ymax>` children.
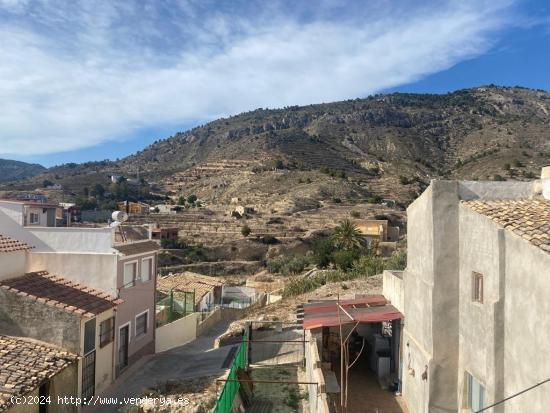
<box><xmin>151</xmin><ymin>226</ymin><xmax>179</xmax><ymax>242</ymax></box>
<box><xmin>0</xmin><ymin>335</ymin><xmax>78</xmax><ymax>413</ymax></box>
<box><xmin>0</xmin><ymin>199</ymin><xmax>60</xmax><ymax>227</ymax></box>
<box><xmin>383</xmin><ymin>168</ymin><xmax>550</xmax><ymax>412</ymax></box>
<box><xmin>356</xmin><ymin>219</ymin><xmax>400</xmax><ymax>242</ymax></box>
<box><xmin>117</xmin><ymin>201</ymin><xmax>150</xmax><ymax>215</ymax></box>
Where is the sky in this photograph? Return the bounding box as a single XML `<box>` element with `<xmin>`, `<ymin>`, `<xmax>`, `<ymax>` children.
<box><xmin>0</xmin><ymin>0</ymin><xmax>549</xmax><ymax>167</ymax></box>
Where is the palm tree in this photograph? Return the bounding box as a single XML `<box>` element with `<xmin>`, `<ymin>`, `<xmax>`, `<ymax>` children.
<box><xmin>330</xmin><ymin>219</ymin><xmax>367</xmax><ymax>251</ymax></box>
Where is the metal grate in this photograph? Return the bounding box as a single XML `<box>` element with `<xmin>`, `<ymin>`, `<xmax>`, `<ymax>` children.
<box><xmin>82</xmin><ymin>350</ymin><xmax>96</xmax><ymax>402</ymax></box>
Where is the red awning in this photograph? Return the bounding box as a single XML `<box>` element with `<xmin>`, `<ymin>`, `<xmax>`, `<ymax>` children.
<box><xmin>302</xmin><ymin>296</ymin><xmax>402</xmax><ymax>330</ymax></box>
<box><xmin>303</xmin><ymin>295</ymin><xmax>388</xmax><ymax>314</ymax></box>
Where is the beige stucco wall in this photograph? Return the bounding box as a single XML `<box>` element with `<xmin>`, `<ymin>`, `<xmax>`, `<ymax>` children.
<box><xmin>502</xmin><ymin>233</ymin><xmax>550</xmax><ymax>411</ymax></box>
<box><xmin>27</xmin><ymin>251</ymin><xmax>118</xmax><ymax>295</ymax></box>
<box><xmin>382</xmin><ymin>270</ymin><xmax>404</xmax><ymax>314</ymax></box>
<box><xmin>0</xmin><ymin>250</ymin><xmax>26</xmax><ymax>281</ymax></box>
<box><xmin>457</xmin><ymin>206</ymin><xmax>505</xmax><ymax>411</ymax></box>
<box><xmin>402</xmin><ymin>181</ymin><xmax>460</xmax><ymax>413</ymax></box>
<box><xmin>155</xmin><ymin>312</ymin><xmax>199</xmax><ymax>352</ymax></box>
<box><xmin>78</xmin><ymin>309</ymin><xmax>116</xmax><ymax>398</ymax></box>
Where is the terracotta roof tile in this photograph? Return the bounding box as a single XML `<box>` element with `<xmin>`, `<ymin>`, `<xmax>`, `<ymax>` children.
<box><xmin>157</xmin><ymin>271</ymin><xmax>223</xmax><ymax>305</ymax></box>
<box><xmin>0</xmin><ymin>271</ymin><xmax>122</xmax><ymax>315</ymax></box>
<box><xmin>0</xmin><ymin>336</ymin><xmax>77</xmax><ymax>412</ymax></box>
<box><xmin>0</xmin><ymin>234</ymin><xmax>33</xmax><ymax>253</ymax></box>
<box><xmin>113</xmin><ymin>240</ymin><xmax>160</xmax><ymax>256</ymax></box>
<box><xmin>462</xmin><ymin>199</ymin><xmax>550</xmax><ymax>253</ymax></box>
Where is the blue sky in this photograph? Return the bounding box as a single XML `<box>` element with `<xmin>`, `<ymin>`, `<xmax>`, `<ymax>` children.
<box><xmin>0</xmin><ymin>0</ymin><xmax>548</xmax><ymax>167</ymax></box>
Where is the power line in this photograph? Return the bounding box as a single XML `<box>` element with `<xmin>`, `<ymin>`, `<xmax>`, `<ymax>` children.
<box><xmin>475</xmin><ymin>377</ymin><xmax>550</xmax><ymax>412</ymax></box>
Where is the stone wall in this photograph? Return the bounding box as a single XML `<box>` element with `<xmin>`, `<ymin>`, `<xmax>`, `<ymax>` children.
<box><xmin>0</xmin><ymin>289</ymin><xmax>81</xmax><ymax>353</ymax></box>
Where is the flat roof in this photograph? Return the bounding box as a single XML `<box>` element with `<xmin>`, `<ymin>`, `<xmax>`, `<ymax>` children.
<box><xmin>302</xmin><ymin>295</ymin><xmax>402</xmax><ymax>330</ymax></box>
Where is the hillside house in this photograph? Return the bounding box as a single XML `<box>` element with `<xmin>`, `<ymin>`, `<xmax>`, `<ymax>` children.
<box><xmin>383</xmin><ymin>168</ymin><xmax>550</xmax><ymax>412</ymax></box>
<box><xmin>356</xmin><ymin>219</ymin><xmax>400</xmax><ymax>243</ymax></box>
<box><xmin>0</xmin><ymin>203</ymin><xmax>161</xmax><ymax>381</ymax></box>
<box><xmin>117</xmin><ymin>201</ymin><xmax>150</xmax><ymax>215</ymax></box>
<box><xmin>151</xmin><ymin>226</ymin><xmax>179</xmax><ymax>243</ymax></box>
<box><xmin>0</xmin><ymin>335</ymin><xmax>78</xmax><ymax>413</ymax></box>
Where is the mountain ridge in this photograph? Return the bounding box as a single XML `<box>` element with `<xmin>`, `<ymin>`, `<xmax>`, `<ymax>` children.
<box><xmin>3</xmin><ymin>85</ymin><xmax>549</xmax><ymax>206</ymax></box>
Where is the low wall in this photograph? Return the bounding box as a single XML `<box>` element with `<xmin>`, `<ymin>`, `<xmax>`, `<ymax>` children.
<box><xmin>155</xmin><ymin>312</ymin><xmax>199</xmax><ymax>353</ymax></box>
<box><xmin>305</xmin><ymin>330</ymin><xmax>330</xmax><ymax>413</ymax></box>
<box><xmin>196</xmin><ymin>308</ymin><xmax>222</xmax><ymax>336</ymax></box>
<box><xmin>382</xmin><ymin>270</ymin><xmax>404</xmax><ymax>314</ymax></box>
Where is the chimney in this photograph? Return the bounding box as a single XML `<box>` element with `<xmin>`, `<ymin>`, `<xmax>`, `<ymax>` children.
<box><xmin>542</xmin><ymin>166</ymin><xmax>550</xmax><ymax>200</ymax></box>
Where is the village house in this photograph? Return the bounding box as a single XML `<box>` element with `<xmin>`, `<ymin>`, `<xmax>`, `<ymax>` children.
<box><xmin>0</xmin><ymin>271</ymin><xmax>121</xmax><ymax>400</ymax></box>
<box><xmin>0</xmin><ymin>335</ymin><xmax>78</xmax><ymax>413</ymax></box>
<box><xmin>0</xmin><ymin>201</ymin><xmax>160</xmax><ymax>382</ymax></box>
<box><xmin>150</xmin><ymin>226</ymin><xmax>179</xmax><ymax>243</ymax></box>
<box><xmin>157</xmin><ymin>272</ymin><xmax>223</xmax><ymax>313</ymax></box>
<box><xmin>117</xmin><ymin>201</ymin><xmax>150</xmax><ymax>215</ymax></box>
<box><xmin>383</xmin><ymin>167</ymin><xmax>550</xmax><ymax>412</ymax></box>
<box><xmin>0</xmin><ymin>199</ymin><xmax>59</xmax><ymax>227</ymax></box>
<box><xmin>356</xmin><ymin>219</ymin><xmax>400</xmax><ymax>243</ymax></box>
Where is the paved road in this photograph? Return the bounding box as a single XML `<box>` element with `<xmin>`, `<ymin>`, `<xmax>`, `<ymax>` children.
<box><xmin>88</xmin><ymin>319</ymin><xmax>236</xmax><ymax>413</ymax></box>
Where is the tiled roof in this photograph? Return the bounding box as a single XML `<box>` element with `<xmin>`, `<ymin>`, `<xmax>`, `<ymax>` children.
<box><xmin>0</xmin><ymin>271</ymin><xmax>122</xmax><ymax>317</ymax></box>
<box><xmin>114</xmin><ymin>240</ymin><xmax>160</xmax><ymax>256</ymax></box>
<box><xmin>0</xmin><ymin>335</ymin><xmax>77</xmax><ymax>412</ymax></box>
<box><xmin>157</xmin><ymin>272</ymin><xmax>223</xmax><ymax>305</ymax></box>
<box><xmin>0</xmin><ymin>234</ymin><xmax>33</xmax><ymax>253</ymax></box>
<box><xmin>462</xmin><ymin>199</ymin><xmax>550</xmax><ymax>253</ymax></box>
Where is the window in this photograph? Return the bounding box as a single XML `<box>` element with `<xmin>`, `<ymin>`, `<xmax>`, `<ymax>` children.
<box><xmin>29</xmin><ymin>212</ymin><xmax>40</xmax><ymax>225</ymax></box>
<box><xmin>467</xmin><ymin>373</ymin><xmax>485</xmax><ymax>412</ymax></box>
<box><xmin>135</xmin><ymin>311</ymin><xmax>148</xmax><ymax>337</ymax></box>
<box><xmin>99</xmin><ymin>317</ymin><xmax>115</xmax><ymax>348</ymax></box>
<box><xmin>141</xmin><ymin>257</ymin><xmax>153</xmax><ymax>282</ymax></box>
<box><xmin>472</xmin><ymin>272</ymin><xmax>484</xmax><ymax>303</ymax></box>
<box><xmin>83</xmin><ymin>318</ymin><xmax>96</xmax><ymax>354</ymax></box>
<box><xmin>123</xmin><ymin>262</ymin><xmax>137</xmax><ymax>287</ymax></box>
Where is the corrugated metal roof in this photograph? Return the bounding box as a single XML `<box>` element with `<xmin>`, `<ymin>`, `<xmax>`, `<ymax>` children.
<box><xmin>302</xmin><ymin>296</ymin><xmax>402</xmax><ymax>330</ymax></box>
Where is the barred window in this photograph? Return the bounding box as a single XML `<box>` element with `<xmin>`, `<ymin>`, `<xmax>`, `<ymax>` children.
<box><xmin>136</xmin><ymin>312</ymin><xmax>148</xmax><ymax>337</ymax></box>
<box><xmin>99</xmin><ymin>317</ymin><xmax>115</xmax><ymax>348</ymax></box>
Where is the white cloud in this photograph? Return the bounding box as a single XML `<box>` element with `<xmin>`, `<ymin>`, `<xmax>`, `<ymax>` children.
<box><xmin>0</xmin><ymin>0</ymin><xmax>518</xmax><ymax>156</ymax></box>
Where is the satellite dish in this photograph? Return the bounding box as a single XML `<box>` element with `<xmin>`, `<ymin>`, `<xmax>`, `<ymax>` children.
<box><xmin>110</xmin><ymin>211</ymin><xmax>128</xmax><ymax>227</ymax></box>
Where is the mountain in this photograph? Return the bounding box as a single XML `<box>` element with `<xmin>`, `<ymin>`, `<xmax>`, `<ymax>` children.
<box><xmin>3</xmin><ymin>85</ymin><xmax>550</xmax><ymax>208</ymax></box>
<box><xmin>0</xmin><ymin>159</ymin><xmax>46</xmax><ymax>183</ymax></box>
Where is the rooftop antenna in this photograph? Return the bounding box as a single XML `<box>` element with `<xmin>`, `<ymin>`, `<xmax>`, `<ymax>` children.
<box><xmin>110</xmin><ymin>211</ymin><xmax>128</xmax><ymax>242</ymax></box>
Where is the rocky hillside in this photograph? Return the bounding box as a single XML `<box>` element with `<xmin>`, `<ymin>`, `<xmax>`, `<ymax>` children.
<box><xmin>4</xmin><ymin>85</ymin><xmax>550</xmax><ymax>206</ymax></box>
<box><xmin>0</xmin><ymin>159</ymin><xmax>45</xmax><ymax>183</ymax></box>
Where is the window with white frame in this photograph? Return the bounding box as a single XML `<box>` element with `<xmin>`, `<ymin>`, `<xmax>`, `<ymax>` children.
<box><xmin>123</xmin><ymin>262</ymin><xmax>137</xmax><ymax>287</ymax></box>
<box><xmin>141</xmin><ymin>257</ymin><xmax>153</xmax><ymax>282</ymax></box>
<box><xmin>135</xmin><ymin>311</ymin><xmax>148</xmax><ymax>337</ymax></box>
<box><xmin>472</xmin><ymin>272</ymin><xmax>484</xmax><ymax>303</ymax></box>
<box><xmin>467</xmin><ymin>373</ymin><xmax>485</xmax><ymax>412</ymax></box>
<box><xmin>29</xmin><ymin>212</ymin><xmax>40</xmax><ymax>225</ymax></box>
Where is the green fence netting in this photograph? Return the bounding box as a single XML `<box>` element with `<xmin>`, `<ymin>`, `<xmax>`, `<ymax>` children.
<box><xmin>214</xmin><ymin>328</ymin><xmax>249</xmax><ymax>413</ymax></box>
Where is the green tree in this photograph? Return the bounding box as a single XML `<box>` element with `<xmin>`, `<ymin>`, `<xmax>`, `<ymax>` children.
<box><xmin>178</xmin><ymin>196</ymin><xmax>186</xmax><ymax>206</ymax></box>
<box><xmin>330</xmin><ymin>220</ymin><xmax>366</xmax><ymax>251</ymax></box>
<box><xmin>91</xmin><ymin>183</ymin><xmax>105</xmax><ymax>198</ymax></box>
<box><xmin>241</xmin><ymin>224</ymin><xmax>251</xmax><ymax>237</ymax></box>
<box><xmin>187</xmin><ymin>194</ymin><xmax>197</xmax><ymax>204</ymax></box>
<box><xmin>42</xmin><ymin>179</ymin><xmax>54</xmax><ymax>188</ymax></box>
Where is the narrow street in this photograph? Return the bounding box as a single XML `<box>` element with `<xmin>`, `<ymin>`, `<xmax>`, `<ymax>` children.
<box><xmin>88</xmin><ymin>319</ymin><xmax>237</xmax><ymax>413</ymax></box>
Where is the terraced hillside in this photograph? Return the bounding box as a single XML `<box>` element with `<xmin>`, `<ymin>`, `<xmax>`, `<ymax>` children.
<box><xmin>3</xmin><ymin>85</ymin><xmax>549</xmax><ymax>207</ymax></box>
